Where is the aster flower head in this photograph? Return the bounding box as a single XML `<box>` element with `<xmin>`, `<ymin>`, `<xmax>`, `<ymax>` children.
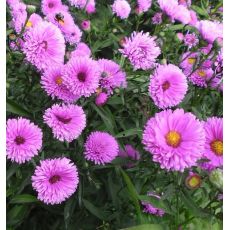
<box><xmin>149</xmin><ymin>64</ymin><xmax>188</xmax><ymax>109</ymax></box>
<box><xmin>84</xmin><ymin>131</ymin><xmax>119</xmax><ymax>165</ymax></box>
<box><xmin>32</xmin><ymin>157</ymin><xmax>79</xmax><ymax>205</ymax></box>
<box><xmin>6</xmin><ymin>118</ymin><xmax>43</xmax><ymax>164</ymax></box>
<box><xmin>142</xmin><ymin>109</ymin><xmax>205</xmax><ymax>171</ymax></box>
<box><xmin>23</xmin><ymin>21</ymin><xmax>65</xmax><ymax>71</ymax></box>
<box><xmin>152</xmin><ymin>12</ymin><xmax>163</xmax><ymax>24</ymax></box>
<box><xmin>41</xmin><ymin>0</ymin><xmax>68</xmax><ymax>15</ymax></box>
<box><xmin>85</xmin><ymin>0</ymin><xmax>96</xmax><ymax>14</ymax></box>
<box><xmin>189</xmin><ymin>10</ymin><xmax>198</xmax><ymax>26</ymax></box>
<box><xmin>81</xmin><ymin>20</ymin><xmax>90</xmax><ymax>31</ymax></box>
<box><xmin>64</xmin><ymin>56</ymin><xmax>100</xmax><ymax>98</ymax></box>
<box><xmin>197</xmin><ymin>20</ymin><xmax>223</xmax><ymax>44</ymax></box>
<box><xmin>95</xmin><ymin>92</ymin><xmax>108</xmax><ymax>106</ymax></box>
<box><xmin>180</xmin><ymin>52</ymin><xmax>199</xmax><ymax>75</ymax></box>
<box><xmin>64</xmin><ymin>24</ymin><xmax>82</xmax><ymax>45</ymax></box>
<box><xmin>158</xmin><ymin>0</ymin><xmax>178</xmax><ymax>20</ymax></box>
<box><xmin>41</xmin><ymin>64</ymin><xmax>79</xmax><ymax>102</ymax></box>
<box><xmin>137</xmin><ymin>0</ymin><xmax>152</xmax><ymax>13</ymax></box>
<box><xmin>112</xmin><ymin>0</ymin><xmax>131</xmax><ymax>19</ymax></box>
<box><xmin>173</xmin><ymin>5</ymin><xmax>191</xmax><ymax>24</ymax></box>
<box><xmin>119</xmin><ymin>145</ymin><xmax>140</xmax><ymax>160</ymax></box>
<box><xmin>203</xmin><ymin>117</ymin><xmax>223</xmax><ymax>168</ymax></box>
<box><xmin>70</xmin><ymin>42</ymin><xmax>91</xmax><ymax>58</ymax></box>
<box><xmin>98</xmin><ymin>59</ymin><xmax>127</xmax><ymax>94</ymax></box>
<box><xmin>43</xmin><ymin>104</ymin><xmax>86</xmax><ymax>142</ymax></box>
<box><xmin>184</xmin><ymin>33</ymin><xmax>199</xmax><ymax>48</ymax></box>
<box><xmin>7</xmin><ymin>0</ymin><xmax>20</xmax><ymax>8</ymax></box>
<box><xmin>119</xmin><ymin>31</ymin><xmax>161</xmax><ymax>70</ymax></box>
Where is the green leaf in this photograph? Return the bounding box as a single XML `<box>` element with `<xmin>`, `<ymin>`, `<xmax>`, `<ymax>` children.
<box><xmin>82</xmin><ymin>199</ymin><xmax>109</xmax><ymax>221</ymax></box>
<box><xmin>120</xmin><ymin>224</ymin><xmax>164</xmax><ymax>230</ymax></box>
<box><xmin>191</xmin><ymin>5</ymin><xmax>209</xmax><ymax>17</ymax></box>
<box><xmin>115</xmin><ymin>128</ymin><xmax>142</xmax><ymax>139</ymax></box>
<box><xmin>7</xmin><ymin>205</ymin><xmax>29</xmax><ymax>226</ymax></box>
<box><xmin>64</xmin><ymin>196</ymin><xmax>77</xmax><ymax>229</ymax></box>
<box><xmin>7</xmin><ymin>99</ymin><xmax>31</xmax><ymax>117</ymax></box>
<box><xmin>10</xmin><ymin>194</ymin><xmax>38</xmax><ymax>204</ymax></box>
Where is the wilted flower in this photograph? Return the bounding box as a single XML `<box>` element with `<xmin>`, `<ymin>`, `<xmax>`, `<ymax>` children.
<box><xmin>152</xmin><ymin>12</ymin><xmax>163</xmax><ymax>24</ymax></box>
<box><xmin>185</xmin><ymin>173</ymin><xmax>202</xmax><ymax>189</ymax></box>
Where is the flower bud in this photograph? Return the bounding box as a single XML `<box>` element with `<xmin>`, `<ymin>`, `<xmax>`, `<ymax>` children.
<box><xmin>209</xmin><ymin>168</ymin><xmax>223</xmax><ymax>190</ymax></box>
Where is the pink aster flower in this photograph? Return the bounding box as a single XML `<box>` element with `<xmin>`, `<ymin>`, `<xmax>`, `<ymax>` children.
<box><xmin>25</xmin><ymin>13</ymin><xmax>43</xmax><ymax>30</ymax></box>
<box><xmin>203</xmin><ymin>117</ymin><xmax>223</xmax><ymax>167</ymax></box>
<box><xmin>41</xmin><ymin>64</ymin><xmax>79</xmax><ymax>102</ymax></box>
<box><xmin>7</xmin><ymin>0</ymin><xmax>20</xmax><ymax>8</ymax></box>
<box><xmin>6</xmin><ymin>118</ymin><xmax>43</xmax><ymax>164</ymax></box>
<box><xmin>32</xmin><ymin>157</ymin><xmax>79</xmax><ymax>205</ymax></box>
<box><xmin>149</xmin><ymin>64</ymin><xmax>188</xmax><ymax>109</ymax></box>
<box><xmin>119</xmin><ymin>144</ymin><xmax>140</xmax><ymax>160</ymax></box>
<box><xmin>112</xmin><ymin>0</ymin><xmax>131</xmax><ymax>19</ymax></box>
<box><xmin>158</xmin><ymin>0</ymin><xmax>178</xmax><ymax>21</ymax></box>
<box><xmin>85</xmin><ymin>0</ymin><xmax>96</xmax><ymax>14</ymax></box>
<box><xmin>177</xmin><ymin>33</ymin><xmax>184</xmax><ymax>41</ymax></box>
<box><xmin>81</xmin><ymin>20</ymin><xmax>90</xmax><ymax>31</ymax></box>
<box><xmin>189</xmin><ymin>67</ymin><xmax>214</xmax><ymax>87</ymax></box>
<box><xmin>197</xmin><ymin>20</ymin><xmax>223</xmax><ymax>44</ymax></box>
<box><xmin>184</xmin><ymin>33</ymin><xmax>199</xmax><ymax>48</ymax></box>
<box><xmin>142</xmin><ymin>109</ymin><xmax>205</xmax><ymax>171</ymax></box>
<box><xmin>178</xmin><ymin>0</ymin><xmax>191</xmax><ymax>7</ymax></box>
<box><xmin>98</xmin><ymin>59</ymin><xmax>127</xmax><ymax>94</ymax></box>
<box><xmin>84</xmin><ymin>131</ymin><xmax>119</xmax><ymax>165</ymax></box>
<box><xmin>70</xmin><ymin>42</ymin><xmax>91</xmax><ymax>58</ymax></box>
<box><xmin>180</xmin><ymin>52</ymin><xmax>199</xmax><ymax>75</ymax></box>
<box><xmin>119</xmin><ymin>31</ymin><xmax>161</xmax><ymax>70</ymax></box>
<box><xmin>64</xmin><ymin>56</ymin><xmax>100</xmax><ymax>98</ymax></box>
<box><xmin>23</xmin><ymin>21</ymin><xmax>65</xmax><ymax>71</ymax></box>
<box><xmin>173</xmin><ymin>5</ymin><xmax>191</xmax><ymax>24</ymax></box>
<box><xmin>41</xmin><ymin>0</ymin><xmax>68</xmax><ymax>15</ymax></box>
<box><xmin>189</xmin><ymin>10</ymin><xmax>198</xmax><ymax>27</ymax></box>
<box><xmin>68</xmin><ymin>0</ymin><xmax>96</xmax><ymax>13</ymax></box>
<box><xmin>152</xmin><ymin>12</ymin><xmax>163</xmax><ymax>24</ymax></box>
<box><xmin>43</xmin><ymin>104</ymin><xmax>86</xmax><ymax>142</ymax></box>
<box><xmin>64</xmin><ymin>24</ymin><xmax>82</xmax><ymax>44</ymax></box>
<box><xmin>95</xmin><ymin>92</ymin><xmax>108</xmax><ymax>106</ymax></box>
<box><xmin>137</xmin><ymin>0</ymin><xmax>152</xmax><ymax>13</ymax></box>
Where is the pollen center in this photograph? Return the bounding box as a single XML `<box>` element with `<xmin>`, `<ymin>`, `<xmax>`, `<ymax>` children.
<box><xmin>48</xmin><ymin>3</ymin><xmax>54</xmax><ymax>8</ymax></box>
<box><xmin>210</xmin><ymin>140</ymin><xmax>223</xmax><ymax>156</ymax></box>
<box><xmin>188</xmin><ymin>58</ymin><xmax>196</xmax><ymax>64</ymax></box>
<box><xmin>15</xmin><ymin>136</ymin><xmax>25</xmax><ymax>145</ymax></box>
<box><xmin>165</xmin><ymin>131</ymin><xmax>181</xmax><ymax>148</ymax></box>
<box><xmin>56</xmin><ymin>115</ymin><xmax>72</xmax><ymax>124</ymax></box>
<box><xmin>49</xmin><ymin>175</ymin><xmax>61</xmax><ymax>184</ymax></box>
<box><xmin>55</xmin><ymin>76</ymin><xmax>63</xmax><ymax>85</ymax></box>
<box><xmin>77</xmin><ymin>72</ymin><xmax>86</xmax><ymax>82</ymax></box>
<box><xmin>26</xmin><ymin>21</ymin><xmax>32</xmax><ymax>27</ymax></box>
<box><xmin>198</xmin><ymin>70</ymin><xmax>206</xmax><ymax>77</ymax></box>
<box><xmin>162</xmin><ymin>81</ymin><xmax>170</xmax><ymax>91</ymax></box>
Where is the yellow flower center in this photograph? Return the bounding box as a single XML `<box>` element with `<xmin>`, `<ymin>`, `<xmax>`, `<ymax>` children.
<box><xmin>55</xmin><ymin>76</ymin><xmax>63</xmax><ymax>85</ymax></box>
<box><xmin>26</xmin><ymin>21</ymin><xmax>33</xmax><ymax>27</ymax></box>
<box><xmin>165</xmin><ymin>131</ymin><xmax>181</xmax><ymax>148</ymax></box>
<box><xmin>187</xmin><ymin>175</ymin><xmax>201</xmax><ymax>189</ymax></box>
<box><xmin>162</xmin><ymin>81</ymin><xmax>170</xmax><ymax>91</ymax></box>
<box><xmin>210</xmin><ymin>140</ymin><xmax>223</xmax><ymax>156</ymax></box>
<box><xmin>198</xmin><ymin>70</ymin><xmax>206</xmax><ymax>77</ymax></box>
<box><xmin>188</xmin><ymin>58</ymin><xmax>196</xmax><ymax>64</ymax></box>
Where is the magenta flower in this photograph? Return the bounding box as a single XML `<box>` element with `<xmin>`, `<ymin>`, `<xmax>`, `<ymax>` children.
<box><xmin>32</xmin><ymin>157</ymin><xmax>79</xmax><ymax>205</ymax></box>
<box><xmin>173</xmin><ymin>5</ymin><xmax>191</xmax><ymax>24</ymax></box>
<box><xmin>85</xmin><ymin>0</ymin><xmax>96</xmax><ymax>14</ymax></box>
<box><xmin>23</xmin><ymin>21</ymin><xmax>65</xmax><ymax>71</ymax></box>
<box><xmin>142</xmin><ymin>109</ymin><xmax>205</xmax><ymax>171</ymax></box>
<box><xmin>137</xmin><ymin>0</ymin><xmax>152</xmax><ymax>13</ymax></box>
<box><xmin>149</xmin><ymin>64</ymin><xmax>188</xmax><ymax>109</ymax></box>
<box><xmin>184</xmin><ymin>33</ymin><xmax>199</xmax><ymax>48</ymax></box>
<box><xmin>180</xmin><ymin>52</ymin><xmax>199</xmax><ymax>75</ymax></box>
<box><xmin>70</xmin><ymin>42</ymin><xmax>91</xmax><ymax>58</ymax></box>
<box><xmin>43</xmin><ymin>104</ymin><xmax>86</xmax><ymax>142</ymax></box>
<box><xmin>189</xmin><ymin>10</ymin><xmax>198</xmax><ymax>26</ymax></box>
<box><xmin>84</xmin><ymin>131</ymin><xmax>119</xmax><ymax>165</ymax></box>
<box><xmin>95</xmin><ymin>92</ymin><xmax>108</xmax><ymax>106</ymax></box>
<box><xmin>197</xmin><ymin>20</ymin><xmax>223</xmax><ymax>44</ymax></box>
<box><xmin>119</xmin><ymin>31</ymin><xmax>161</xmax><ymax>70</ymax></box>
<box><xmin>203</xmin><ymin>117</ymin><xmax>223</xmax><ymax>167</ymax></box>
<box><xmin>152</xmin><ymin>12</ymin><xmax>163</xmax><ymax>24</ymax></box>
<box><xmin>41</xmin><ymin>0</ymin><xmax>68</xmax><ymax>15</ymax></box>
<box><xmin>178</xmin><ymin>0</ymin><xmax>191</xmax><ymax>7</ymax></box>
<box><xmin>64</xmin><ymin>56</ymin><xmax>100</xmax><ymax>98</ymax></box>
<box><xmin>112</xmin><ymin>0</ymin><xmax>131</xmax><ymax>19</ymax></box>
<box><xmin>41</xmin><ymin>64</ymin><xmax>79</xmax><ymax>102</ymax></box>
<box><xmin>6</xmin><ymin>118</ymin><xmax>43</xmax><ymax>164</ymax></box>
<box><xmin>64</xmin><ymin>24</ymin><xmax>82</xmax><ymax>44</ymax></box>
<box><xmin>25</xmin><ymin>13</ymin><xmax>43</xmax><ymax>30</ymax></box>
<box><xmin>158</xmin><ymin>0</ymin><xmax>178</xmax><ymax>21</ymax></box>
<box><xmin>81</xmin><ymin>20</ymin><xmax>91</xmax><ymax>31</ymax></box>
<box><xmin>98</xmin><ymin>59</ymin><xmax>127</xmax><ymax>94</ymax></box>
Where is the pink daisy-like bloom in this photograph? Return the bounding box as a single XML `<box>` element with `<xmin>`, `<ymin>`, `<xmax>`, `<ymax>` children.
<box><xmin>95</xmin><ymin>92</ymin><xmax>108</xmax><ymax>106</ymax></box>
<box><xmin>203</xmin><ymin>117</ymin><xmax>223</xmax><ymax>167</ymax></box>
<box><xmin>32</xmin><ymin>157</ymin><xmax>79</xmax><ymax>205</ymax></box>
<box><xmin>119</xmin><ymin>144</ymin><xmax>140</xmax><ymax>161</ymax></box>
<box><xmin>67</xmin><ymin>0</ymin><xmax>86</xmax><ymax>8</ymax></box>
<box><xmin>180</xmin><ymin>52</ymin><xmax>199</xmax><ymax>75</ymax></box>
<box><xmin>85</xmin><ymin>0</ymin><xmax>96</xmax><ymax>14</ymax></box>
<box><xmin>184</xmin><ymin>33</ymin><xmax>199</xmax><ymax>48</ymax></box>
<box><xmin>137</xmin><ymin>0</ymin><xmax>152</xmax><ymax>13</ymax></box>
<box><xmin>189</xmin><ymin>10</ymin><xmax>198</xmax><ymax>27</ymax></box>
<box><xmin>23</xmin><ymin>21</ymin><xmax>65</xmax><ymax>71</ymax></box>
<box><xmin>112</xmin><ymin>0</ymin><xmax>131</xmax><ymax>19</ymax></box>
<box><xmin>11</xmin><ymin>2</ymin><xmax>27</xmax><ymax>34</ymax></box>
<box><xmin>189</xmin><ymin>67</ymin><xmax>214</xmax><ymax>87</ymax></box>
<box><xmin>81</xmin><ymin>20</ymin><xmax>90</xmax><ymax>31</ymax></box>
<box><xmin>152</xmin><ymin>12</ymin><xmax>163</xmax><ymax>24</ymax></box>
<box><xmin>64</xmin><ymin>24</ymin><xmax>82</xmax><ymax>44</ymax></box>
<box><xmin>98</xmin><ymin>59</ymin><xmax>127</xmax><ymax>94</ymax></box>
<box><xmin>142</xmin><ymin>109</ymin><xmax>205</xmax><ymax>171</ymax></box>
<box><xmin>84</xmin><ymin>131</ymin><xmax>119</xmax><ymax>165</ymax></box>
<box><xmin>64</xmin><ymin>56</ymin><xmax>100</xmax><ymax>98</ymax></box>
<box><xmin>7</xmin><ymin>0</ymin><xmax>20</xmax><ymax>8</ymax></box>
<box><xmin>197</xmin><ymin>20</ymin><xmax>223</xmax><ymax>44</ymax></box>
<box><xmin>6</xmin><ymin>118</ymin><xmax>43</xmax><ymax>164</ymax></box>
<box><xmin>43</xmin><ymin>104</ymin><xmax>86</xmax><ymax>142</ymax></box>
<box><xmin>70</xmin><ymin>42</ymin><xmax>91</xmax><ymax>58</ymax></box>
<box><xmin>67</xmin><ymin>0</ymin><xmax>95</xmax><ymax>13</ymax></box>
<box><xmin>41</xmin><ymin>0</ymin><xmax>68</xmax><ymax>15</ymax></box>
<box><xmin>173</xmin><ymin>5</ymin><xmax>191</xmax><ymax>24</ymax></box>
<box><xmin>178</xmin><ymin>0</ymin><xmax>191</xmax><ymax>7</ymax></box>
<box><xmin>149</xmin><ymin>64</ymin><xmax>188</xmax><ymax>109</ymax></box>
<box><xmin>119</xmin><ymin>31</ymin><xmax>161</xmax><ymax>70</ymax></box>
<box><xmin>158</xmin><ymin>0</ymin><xmax>178</xmax><ymax>21</ymax></box>
<box><xmin>41</xmin><ymin>64</ymin><xmax>79</xmax><ymax>102</ymax></box>
<box><xmin>25</xmin><ymin>13</ymin><xmax>43</xmax><ymax>30</ymax></box>
<box><xmin>177</xmin><ymin>33</ymin><xmax>184</xmax><ymax>41</ymax></box>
